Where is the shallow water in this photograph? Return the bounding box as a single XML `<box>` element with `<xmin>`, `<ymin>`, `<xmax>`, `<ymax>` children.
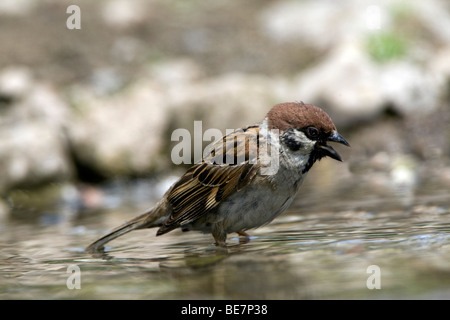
<box><xmin>1</xmin><ymin>181</ymin><xmax>449</xmax><ymax>300</ymax></box>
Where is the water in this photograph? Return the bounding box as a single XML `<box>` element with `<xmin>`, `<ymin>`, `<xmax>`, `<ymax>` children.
<box><xmin>1</xmin><ymin>185</ymin><xmax>449</xmax><ymax>300</ymax></box>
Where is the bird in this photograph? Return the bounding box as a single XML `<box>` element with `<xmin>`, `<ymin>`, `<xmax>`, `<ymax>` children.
<box><xmin>86</xmin><ymin>101</ymin><xmax>349</xmax><ymax>252</ymax></box>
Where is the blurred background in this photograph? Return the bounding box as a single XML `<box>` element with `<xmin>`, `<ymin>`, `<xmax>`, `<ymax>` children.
<box><xmin>0</xmin><ymin>0</ymin><xmax>449</xmax><ymax>299</ymax></box>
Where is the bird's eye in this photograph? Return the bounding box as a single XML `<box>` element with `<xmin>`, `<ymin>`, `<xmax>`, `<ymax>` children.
<box><xmin>306</xmin><ymin>127</ymin><xmax>319</xmax><ymax>139</ymax></box>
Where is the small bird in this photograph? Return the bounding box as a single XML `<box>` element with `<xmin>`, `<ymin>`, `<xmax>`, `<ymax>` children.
<box><xmin>86</xmin><ymin>102</ymin><xmax>349</xmax><ymax>252</ymax></box>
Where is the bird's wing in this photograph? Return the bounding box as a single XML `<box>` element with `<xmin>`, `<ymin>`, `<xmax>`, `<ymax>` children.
<box><xmin>157</xmin><ymin>125</ymin><xmax>260</xmax><ymax>234</ymax></box>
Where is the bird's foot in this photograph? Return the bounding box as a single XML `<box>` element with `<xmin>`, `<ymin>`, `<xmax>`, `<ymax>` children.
<box><xmin>237</xmin><ymin>231</ymin><xmax>251</xmax><ymax>244</ymax></box>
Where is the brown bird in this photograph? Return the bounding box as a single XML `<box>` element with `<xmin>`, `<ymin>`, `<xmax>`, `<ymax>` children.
<box><xmin>86</xmin><ymin>101</ymin><xmax>349</xmax><ymax>252</ymax></box>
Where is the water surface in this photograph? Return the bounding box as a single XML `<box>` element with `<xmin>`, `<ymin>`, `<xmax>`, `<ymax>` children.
<box><xmin>1</xmin><ymin>183</ymin><xmax>449</xmax><ymax>299</ymax></box>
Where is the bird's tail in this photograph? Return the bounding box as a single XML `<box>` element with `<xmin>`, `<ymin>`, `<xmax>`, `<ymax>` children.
<box><xmin>86</xmin><ymin>203</ymin><xmax>168</xmax><ymax>253</ymax></box>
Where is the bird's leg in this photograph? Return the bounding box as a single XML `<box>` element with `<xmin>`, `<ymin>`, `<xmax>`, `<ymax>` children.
<box><xmin>214</xmin><ymin>239</ymin><xmax>227</xmax><ymax>247</ymax></box>
<box><xmin>237</xmin><ymin>231</ymin><xmax>250</xmax><ymax>244</ymax></box>
<box><xmin>212</xmin><ymin>224</ymin><xmax>227</xmax><ymax>247</ymax></box>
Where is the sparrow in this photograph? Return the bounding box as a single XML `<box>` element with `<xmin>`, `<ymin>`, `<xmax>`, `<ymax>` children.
<box><xmin>86</xmin><ymin>101</ymin><xmax>349</xmax><ymax>252</ymax></box>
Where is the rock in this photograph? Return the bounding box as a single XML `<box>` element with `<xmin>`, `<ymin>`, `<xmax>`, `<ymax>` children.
<box><xmin>0</xmin><ymin>122</ymin><xmax>72</xmax><ymax>191</ymax></box>
<box><xmin>0</xmin><ymin>70</ymin><xmax>73</xmax><ymax>193</ymax></box>
<box><xmin>260</xmin><ymin>0</ymin><xmax>450</xmax><ymax>127</ymax></box>
<box><xmin>2</xmin><ymin>0</ymin><xmax>450</xmax><ymax>195</ymax></box>
<box><xmin>293</xmin><ymin>41</ymin><xmax>385</xmax><ymax>127</ymax></box>
<box><xmin>0</xmin><ymin>66</ymin><xmax>33</xmax><ymax>100</ymax></box>
<box><xmin>0</xmin><ymin>0</ymin><xmax>35</xmax><ymax>16</ymax></box>
<box><xmin>412</xmin><ymin>1</ymin><xmax>450</xmax><ymax>44</ymax></box>
<box><xmin>380</xmin><ymin>62</ymin><xmax>440</xmax><ymax>115</ymax></box>
<box><xmin>260</xmin><ymin>1</ymin><xmax>343</xmax><ymax>50</ymax></box>
<box><xmin>165</xmin><ymin>72</ymin><xmax>279</xmax><ymax>138</ymax></box>
<box><xmin>290</xmin><ymin>41</ymin><xmax>443</xmax><ymax>127</ymax></box>
<box><xmin>260</xmin><ymin>0</ymin><xmax>392</xmax><ymax>50</ymax></box>
<box><xmin>429</xmin><ymin>45</ymin><xmax>450</xmax><ymax>98</ymax></box>
<box><xmin>67</xmin><ymin>79</ymin><xmax>169</xmax><ymax>177</ymax></box>
<box><xmin>101</xmin><ymin>0</ymin><xmax>148</xmax><ymax>29</ymax></box>
<box><xmin>89</xmin><ymin>68</ymin><xmax>124</xmax><ymax>95</ymax></box>
<box><xmin>64</xmin><ymin>59</ymin><xmax>286</xmax><ymax>179</ymax></box>
<box><xmin>148</xmin><ymin>58</ymin><xmax>205</xmax><ymax>87</ymax></box>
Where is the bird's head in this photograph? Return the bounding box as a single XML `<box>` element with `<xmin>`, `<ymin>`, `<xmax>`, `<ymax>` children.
<box><xmin>267</xmin><ymin>102</ymin><xmax>350</xmax><ymax>173</ymax></box>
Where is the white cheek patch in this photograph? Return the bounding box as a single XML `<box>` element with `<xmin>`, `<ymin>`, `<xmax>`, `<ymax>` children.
<box><xmin>281</xmin><ymin>129</ymin><xmax>315</xmax><ymax>154</ymax></box>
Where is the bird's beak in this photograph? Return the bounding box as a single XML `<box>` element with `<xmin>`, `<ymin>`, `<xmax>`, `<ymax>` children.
<box><xmin>328</xmin><ymin>131</ymin><xmax>350</xmax><ymax>147</ymax></box>
<box><xmin>318</xmin><ymin>131</ymin><xmax>350</xmax><ymax>162</ymax></box>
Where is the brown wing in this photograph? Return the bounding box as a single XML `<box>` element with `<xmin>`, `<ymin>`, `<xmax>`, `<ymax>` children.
<box><xmin>156</xmin><ymin>125</ymin><xmax>260</xmax><ymax>235</ymax></box>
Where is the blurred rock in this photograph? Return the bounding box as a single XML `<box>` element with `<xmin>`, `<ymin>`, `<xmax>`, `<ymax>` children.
<box><xmin>261</xmin><ymin>0</ymin><xmax>450</xmax><ymax>127</ymax></box>
<box><xmin>0</xmin><ymin>122</ymin><xmax>71</xmax><ymax>191</ymax></box>
<box><xmin>148</xmin><ymin>58</ymin><xmax>205</xmax><ymax>87</ymax></box>
<box><xmin>111</xmin><ymin>36</ymin><xmax>145</xmax><ymax>64</ymax></box>
<box><xmin>0</xmin><ymin>0</ymin><xmax>35</xmax><ymax>16</ymax></box>
<box><xmin>89</xmin><ymin>68</ymin><xmax>124</xmax><ymax>95</ymax></box>
<box><xmin>1</xmin><ymin>0</ymin><xmax>450</xmax><ymax>199</ymax></box>
<box><xmin>67</xmin><ymin>79</ymin><xmax>169</xmax><ymax>178</ymax></box>
<box><xmin>66</xmin><ymin>59</ymin><xmax>283</xmax><ymax>176</ymax></box>
<box><xmin>101</xmin><ymin>0</ymin><xmax>148</xmax><ymax>29</ymax></box>
<box><xmin>166</xmin><ymin>72</ymin><xmax>278</xmax><ymax>131</ymax></box>
<box><xmin>293</xmin><ymin>41</ymin><xmax>385</xmax><ymax>127</ymax></box>
<box><xmin>261</xmin><ymin>1</ymin><xmax>354</xmax><ymax>50</ymax></box>
<box><xmin>380</xmin><ymin>62</ymin><xmax>440</xmax><ymax>115</ymax></box>
<box><xmin>291</xmin><ymin>43</ymin><xmax>444</xmax><ymax>127</ymax></box>
<box><xmin>429</xmin><ymin>45</ymin><xmax>450</xmax><ymax>98</ymax></box>
<box><xmin>0</xmin><ymin>66</ymin><xmax>33</xmax><ymax>100</ymax></box>
<box><xmin>0</xmin><ymin>70</ymin><xmax>73</xmax><ymax>193</ymax></box>
<box><xmin>413</xmin><ymin>0</ymin><xmax>450</xmax><ymax>44</ymax></box>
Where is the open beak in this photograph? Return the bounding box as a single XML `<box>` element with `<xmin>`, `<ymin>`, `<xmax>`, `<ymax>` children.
<box><xmin>318</xmin><ymin>131</ymin><xmax>350</xmax><ymax>162</ymax></box>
